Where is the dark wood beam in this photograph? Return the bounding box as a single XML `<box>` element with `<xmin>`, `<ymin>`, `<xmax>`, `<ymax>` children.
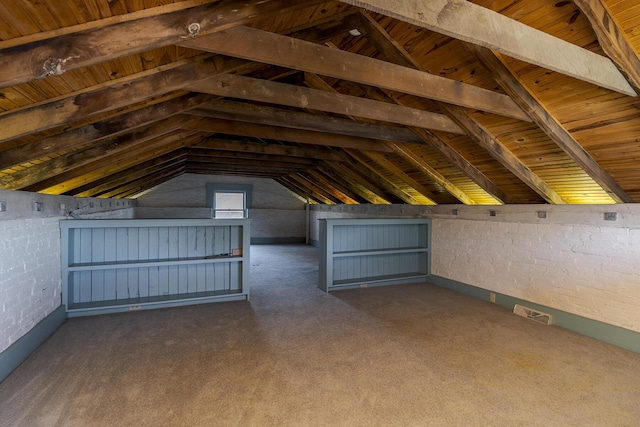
<box><xmin>72</xmin><ymin>151</ymin><xmax>189</xmax><ymax>197</ymax></box>
<box><xmin>190</xmin><ymin>99</ymin><xmax>422</xmax><ymax>144</ymax></box>
<box><xmin>179</xmin><ymin>26</ymin><xmax>531</xmax><ymax>121</ymax></box>
<box><xmin>0</xmin><ymin>56</ymin><xmax>250</xmax><ymax>143</ymax></box>
<box><xmin>0</xmin><ymin>116</ymin><xmax>196</xmax><ymax>191</ymax></box>
<box><xmin>185</xmin><ymin>118</ymin><xmax>392</xmax><ymax>152</ymax></box>
<box><xmin>0</xmin><ymin>0</ymin><xmax>325</xmax><ymax>88</ymax></box>
<box><xmin>0</xmin><ymin>94</ymin><xmax>209</xmax><ymax>170</ymax></box>
<box><xmin>191</xmin><ymin>138</ymin><xmax>348</xmax><ymax>162</ymax></box>
<box><xmin>188</xmin><ymin>74</ymin><xmax>463</xmax><ymax>134</ymax></box>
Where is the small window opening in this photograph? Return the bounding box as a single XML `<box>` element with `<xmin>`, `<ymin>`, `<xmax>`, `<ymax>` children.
<box><xmin>213</xmin><ymin>191</ymin><xmax>246</xmax><ymax>218</ymax></box>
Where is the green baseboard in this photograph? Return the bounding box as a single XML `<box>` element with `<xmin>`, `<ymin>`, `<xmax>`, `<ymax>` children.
<box><xmin>0</xmin><ymin>305</ymin><xmax>67</xmax><ymax>383</ymax></box>
<box><xmin>428</xmin><ymin>275</ymin><xmax>640</xmax><ymax>354</ymax></box>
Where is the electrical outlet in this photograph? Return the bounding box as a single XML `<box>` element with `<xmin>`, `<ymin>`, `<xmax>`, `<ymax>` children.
<box><xmin>490</xmin><ymin>292</ymin><xmax>496</xmax><ymax>303</ymax></box>
<box><xmin>537</xmin><ymin>211</ymin><xmax>547</xmax><ymax>219</ymax></box>
<box><xmin>129</xmin><ymin>305</ymin><xmax>141</xmax><ymax>311</ymax></box>
<box><xmin>0</xmin><ymin>201</ymin><xmax>6</xmax><ymax>212</ymax></box>
<box><xmin>489</xmin><ymin>210</ymin><xmax>497</xmax><ymax>217</ymax></box>
<box><xmin>360</xmin><ymin>283</ymin><xmax>368</xmax><ymax>288</ymax></box>
<box><xmin>604</xmin><ymin>212</ymin><xmax>617</xmax><ymax>221</ymax></box>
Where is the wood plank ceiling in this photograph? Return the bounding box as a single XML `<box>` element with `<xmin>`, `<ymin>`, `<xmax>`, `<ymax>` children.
<box><xmin>1</xmin><ymin>0</ymin><xmax>639</xmax><ymax>205</ymax></box>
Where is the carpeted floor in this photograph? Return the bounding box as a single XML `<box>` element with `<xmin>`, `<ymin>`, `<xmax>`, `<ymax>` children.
<box><xmin>1</xmin><ymin>244</ymin><xmax>639</xmax><ymax>426</ymax></box>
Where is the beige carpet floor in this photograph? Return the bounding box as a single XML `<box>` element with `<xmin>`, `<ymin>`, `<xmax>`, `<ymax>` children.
<box><xmin>1</xmin><ymin>244</ymin><xmax>639</xmax><ymax>426</ymax></box>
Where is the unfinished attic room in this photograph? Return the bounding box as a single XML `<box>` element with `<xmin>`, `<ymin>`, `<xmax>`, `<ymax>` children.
<box><xmin>3</xmin><ymin>0</ymin><xmax>640</xmax><ymax>424</ymax></box>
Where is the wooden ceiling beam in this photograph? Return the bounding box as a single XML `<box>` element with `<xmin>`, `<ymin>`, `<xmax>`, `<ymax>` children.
<box><xmin>191</xmin><ymin>138</ymin><xmax>347</xmax><ymax>162</ymax></box>
<box><xmin>187</xmin><ymin>74</ymin><xmax>463</xmax><ymax>134</ymax></box>
<box><xmin>179</xmin><ymin>26</ymin><xmax>531</xmax><ymax>121</ymax></box>
<box><xmin>186</xmin><ymin>118</ymin><xmax>392</xmax><ymax>153</ymax></box>
<box><xmin>293</xmin><ymin>173</ymin><xmax>349</xmax><ymax>204</ymax></box>
<box><xmin>33</xmin><ymin>133</ymin><xmax>203</xmax><ymax>195</ymax></box>
<box><xmin>0</xmin><ymin>56</ymin><xmax>250</xmax><ymax>143</ymax></box>
<box><xmin>0</xmin><ymin>0</ymin><xmax>325</xmax><ymax>88</ymax></box>
<box><xmin>186</xmin><ymin>150</ymin><xmax>319</xmax><ymax>168</ymax></box>
<box><xmin>317</xmin><ymin>164</ymin><xmax>384</xmax><ymax>204</ymax></box>
<box><xmin>0</xmin><ymin>94</ymin><xmax>209</xmax><ymax>170</ymax></box>
<box><xmin>302</xmin><ymin>71</ymin><xmax>476</xmax><ymax>205</ymax></box>
<box><xmin>118</xmin><ymin>167</ymin><xmax>188</xmax><ymax>199</ymax></box>
<box><xmin>355</xmin><ymin>12</ymin><xmax>514</xmax><ymax>204</ymax></box>
<box><xmin>100</xmin><ymin>162</ymin><xmax>187</xmax><ymax>199</ymax></box>
<box><xmin>72</xmin><ymin>151</ymin><xmax>189</xmax><ymax>197</ymax></box>
<box><xmin>573</xmin><ymin>0</ymin><xmax>640</xmax><ymax>93</ymax></box>
<box><xmin>359</xmin><ymin>151</ymin><xmax>438</xmax><ymax>205</ymax></box>
<box><xmin>470</xmin><ymin>45</ymin><xmax>633</xmax><ymax>203</ymax></box>
<box><xmin>340</xmin><ymin>158</ymin><xmax>413</xmax><ymax>204</ymax></box>
<box><xmin>274</xmin><ymin>176</ymin><xmax>321</xmax><ymax>204</ymax></box>
<box><xmin>327</xmin><ymin>162</ymin><xmax>393</xmax><ymax>204</ymax></box>
<box><xmin>340</xmin><ymin>0</ymin><xmax>636</xmax><ymax>96</ymax></box>
<box><xmin>307</xmin><ymin>169</ymin><xmax>366</xmax><ymax>204</ymax></box>
<box><xmin>190</xmin><ymin>100</ymin><xmax>420</xmax><ymax>144</ymax></box>
<box><xmin>442</xmin><ymin>104</ymin><xmax>566</xmax><ymax>204</ymax></box>
<box><xmin>384</xmin><ymin>142</ymin><xmax>476</xmax><ymax>205</ymax></box>
<box><xmin>0</xmin><ymin>116</ymin><xmax>196</xmax><ymax>191</ymax></box>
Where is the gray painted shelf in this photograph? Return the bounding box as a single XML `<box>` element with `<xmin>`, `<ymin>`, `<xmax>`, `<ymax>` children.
<box><xmin>319</xmin><ymin>218</ymin><xmax>431</xmax><ymax>292</ymax></box>
<box><xmin>60</xmin><ymin>219</ymin><xmax>250</xmax><ymax>317</ymax></box>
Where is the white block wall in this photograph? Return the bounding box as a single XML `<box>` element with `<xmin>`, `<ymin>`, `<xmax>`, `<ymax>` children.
<box><xmin>0</xmin><ymin>217</ymin><xmax>61</xmax><ymax>352</ymax></box>
<box><xmin>432</xmin><ymin>219</ymin><xmax>640</xmax><ymax>333</ymax></box>
<box><xmin>0</xmin><ymin>190</ymin><xmax>135</xmax><ymax>354</ymax></box>
<box><xmin>310</xmin><ymin>204</ymin><xmax>640</xmax><ymax>334</ymax></box>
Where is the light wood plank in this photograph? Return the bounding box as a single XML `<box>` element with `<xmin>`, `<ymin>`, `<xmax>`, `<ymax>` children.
<box><xmin>340</xmin><ymin>0</ymin><xmax>635</xmax><ymax>96</ymax></box>
<box><xmin>573</xmin><ymin>0</ymin><xmax>640</xmax><ymax>93</ymax></box>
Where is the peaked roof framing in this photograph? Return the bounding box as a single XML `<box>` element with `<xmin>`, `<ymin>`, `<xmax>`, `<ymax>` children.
<box><xmin>0</xmin><ymin>0</ymin><xmax>639</xmax><ymax>204</ymax></box>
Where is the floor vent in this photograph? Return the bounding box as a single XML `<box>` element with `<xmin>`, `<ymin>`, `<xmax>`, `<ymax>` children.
<box><xmin>513</xmin><ymin>304</ymin><xmax>552</xmax><ymax>325</ymax></box>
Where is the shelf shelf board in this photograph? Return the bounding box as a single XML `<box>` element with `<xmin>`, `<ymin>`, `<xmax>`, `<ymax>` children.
<box><xmin>67</xmin><ymin>289</ymin><xmax>247</xmax><ymax>317</ymax></box>
<box><xmin>332</xmin><ymin>272</ymin><xmax>429</xmax><ymax>287</ymax></box>
<box><xmin>68</xmin><ymin>255</ymin><xmax>242</xmax><ymax>271</ymax></box>
<box><xmin>333</xmin><ymin>247</ymin><xmax>429</xmax><ymax>257</ymax></box>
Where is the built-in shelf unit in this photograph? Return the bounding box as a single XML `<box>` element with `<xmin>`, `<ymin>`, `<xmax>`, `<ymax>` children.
<box><xmin>319</xmin><ymin>218</ymin><xmax>431</xmax><ymax>292</ymax></box>
<box><xmin>60</xmin><ymin>219</ymin><xmax>250</xmax><ymax>317</ymax></box>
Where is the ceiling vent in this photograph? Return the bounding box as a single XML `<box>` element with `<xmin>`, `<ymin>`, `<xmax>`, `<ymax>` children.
<box><xmin>513</xmin><ymin>304</ymin><xmax>552</xmax><ymax>325</ymax></box>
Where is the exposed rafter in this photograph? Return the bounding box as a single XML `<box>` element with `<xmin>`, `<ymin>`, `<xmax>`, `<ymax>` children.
<box><xmin>339</xmin><ymin>0</ymin><xmax>636</xmax><ymax>96</ymax></box>
<box><xmin>179</xmin><ymin>26</ymin><xmax>531</xmax><ymax>121</ymax></box>
<box><xmin>0</xmin><ymin>0</ymin><xmax>325</xmax><ymax>88</ymax></box>
<box><xmin>469</xmin><ymin>45</ymin><xmax>633</xmax><ymax>203</ymax></box>
<box><xmin>187</xmin><ymin>74</ymin><xmax>463</xmax><ymax>134</ymax></box>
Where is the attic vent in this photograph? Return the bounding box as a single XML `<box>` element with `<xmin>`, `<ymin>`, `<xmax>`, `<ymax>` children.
<box><xmin>513</xmin><ymin>304</ymin><xmax>552</xmax><ymax>325</ymax></box>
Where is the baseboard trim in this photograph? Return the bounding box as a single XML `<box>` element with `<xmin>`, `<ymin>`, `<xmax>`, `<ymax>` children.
<box><xmin>428</xmin><ymin>275</ymin><xmax>640</xmax><ymax>354</ymax></box>
<box><xmin>251</xmin><ymin>237</ymin><xmax>306</xmax><ymax>245</ymax></box>
<box><xmin>0</xmin><ymin>305</ymin><xmax>67</xmax><ymax>383</ymax></box>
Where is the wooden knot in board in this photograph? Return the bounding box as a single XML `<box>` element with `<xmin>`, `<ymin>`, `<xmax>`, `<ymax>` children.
<box><xmin>41</xmin><ymin>56</ymin><xmax>78</xmax><ymax>77</ymax></box>
<box><xmin>181</xmin><ymin>23</ymin><xmax>201</xmax><ymax>39</ymax></box>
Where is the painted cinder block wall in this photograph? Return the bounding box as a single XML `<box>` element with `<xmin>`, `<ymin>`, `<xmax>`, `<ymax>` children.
<box><xmin>0</xmin><ymin>190</ymin><xmax>135</xmax><ymax>354</ymax></box>
<box><xmin>310</xmin><ymin>204</ymin><xmax>640</xmax><ymax>334</ymax></box>
<box><xmin>135</xmin><ymin>174</ymin><xmax>306</xmax><ymax>242</ymax></box>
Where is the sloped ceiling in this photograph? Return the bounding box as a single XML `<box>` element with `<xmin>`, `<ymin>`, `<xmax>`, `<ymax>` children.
<box><xmin>1</xmin><ymin>0</ymin><xmax>639</xmax><ymax>205</ymax></box>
